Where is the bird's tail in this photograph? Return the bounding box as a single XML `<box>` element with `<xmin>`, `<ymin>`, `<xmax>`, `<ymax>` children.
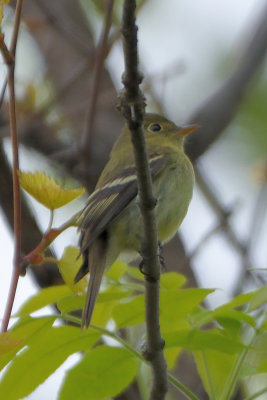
<box><xmin>82</xmin><ymin>240</ymin><xmax>106</xmax><ymax>328</ymax></box>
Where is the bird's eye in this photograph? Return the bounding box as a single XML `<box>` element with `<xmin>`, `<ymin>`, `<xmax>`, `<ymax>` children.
<box><xmin>149</xmin><ymin>123</ymin><xmax>162</xmax><ymax>132</ymax></box>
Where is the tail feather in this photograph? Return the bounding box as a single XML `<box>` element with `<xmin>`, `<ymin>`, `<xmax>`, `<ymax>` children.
<box><xmin>82</xmin><ymin>240</ymin><xmax>106</xmax><ymax>328</ymax></box>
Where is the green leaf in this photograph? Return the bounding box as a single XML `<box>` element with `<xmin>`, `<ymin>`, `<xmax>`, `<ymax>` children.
<box><xmin>126</xmin><ymin>265</ymin><xmax>145</xmax><ymax>281</ymax></box>
<box><xmin>164</xmin><ymin>329</ymin><xmax>245</xmax><ymax>354</ymax></box>
<box><xmin>105</xmin><ymin>260</ymin><xmax>128</xmax><ymax>281</ymax></box>
<box><xmin>194</xmin><ymin>308</ymin><xmax>256</xmax><ymax>331</ymax></box>
<box><xmin>89</xmin><ymin>300</ymin><xmax>115</xmax><ymax>327</ymax></box>
<box><xmin>59</xmin><ymin>346</ymin><xmax>139</xmax><ymax>400</ymax></box>
<box><xmin>248</xmin><ymin>285</ymin><xmax>267</xmax><ymax>311</ymax></box>
<box><xmin>112</xmin><ymin>295</ymin><xmax>145</xmax><ymax>328</ymax></box>
<box><xmin>98</xmin><ymin>287</ymin><xmax>133</xmax><ymax>303</ymax></box>
<box><xmin>215</xmin><ymin>317</ymin><xmax>242</xmax><ymax>339</ymax></box>
<box><xmin>215</xmin><ymin>309</ymin><xmax>255</xmax><ymax>327</ymax></box>
<box><xmin>57</xmin><ymin>294</ymin><xmax>84</xmax><ymax>314</ymax></box>
<box><xmin>0</xmin><ymin>326</ymin><xmax>100</xmax><ymax>400</ymax></box>
<box><xmin>164</xmin><ymin>347</ymin><xmax>182</xmax><ymax>370</ymax></box>
<box><xmin>58</xmin><ymin>247</ymin><xmax>87</xmax><ymax>293</ymax></box>
<box><xmin>58</xmin><ymin>287</ymin><xmax>132</xmax><ymax>314</ymax></box>
<box><xmin>161</xmin><ymin>272</ymin><xmax>186</xmax><ymax>290</ymax></box>
<box><xmin>193</xmin><ymin>350</ymin><xmax>237</xmax><ymax>399</ymax></box>
<box><xmin>0</xmin><ymin>316</ymin><xmax>55</xmax><ymax>371</ymax></box>
<box><xmin>258</xmin><ymin>360</ymin><xmax>267</xmax><ymax>374</ymax></box>
<box><xmin>19</xmin><ymin>171</ymin><xmax>85</xmax><ymax>210</ymax></box>
<box><xmin>113</xmin><ymin>288</ymin><xmax>214</xmax><ymax>329</ymax></box>
<box><xmin>160</xmin><ymin>288</ymin><xmax>214</xmax><ymax>329</ymax></box>
<box><xmin>217</xmin><ymin>292</ymin><xmax>254</xmax><ymax>310</ymax></box>
<box><xmin>0</xmin><ymin>333</ymin><xmax>23</xmax><ymax>355</ymax></box>
<box><xmin>17</xmin><ymin>285</ymin><xmax>72</xmax><ymax>315</ymax></box>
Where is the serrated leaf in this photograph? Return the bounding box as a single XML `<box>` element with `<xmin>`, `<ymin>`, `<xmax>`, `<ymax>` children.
<box><xmin>58</xmin><ymin>246</ymin><xmax>87</xmax><ymax>293</ymax></box>
<box><xmin>0</xmin><ymin>326</ymin><xmax>100</xmax><ymax>400</ymax></box>
<box><xmin>18</xmin><ymin>171</ymin><xmax>85</xmax><ymax>209</ymax></box>
<box><xmin>58</xmin><ymin>346</ymin><xmax>139</xmax><ymax>400</ymax></box>
<box><xmin>17</xmin><ymin>285</ymin><xmax>72</xmax><ymax>315</ymax></box>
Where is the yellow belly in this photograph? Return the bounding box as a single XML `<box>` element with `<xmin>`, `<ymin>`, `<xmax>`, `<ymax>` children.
<box><xmin>108</xmin><ymin>153</ymin><xmax>194</xmax><ymax>262</ymax></box>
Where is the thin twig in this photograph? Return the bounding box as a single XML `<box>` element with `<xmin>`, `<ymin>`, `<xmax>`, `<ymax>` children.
<box><xmin>195</xmin><ymin>166</ymin><xmax>246</xmax><ymax>255</ymax></box>
<box><xmin>0</xmin><ymin>76</ymin><xmax>8</xmax><ymax>109</ymax></box>
<box><xmin>1</xmin><ymin>0</ymin><xmax>24</xmax><ymax>333</ymax></box>
<box><xmin>80</xmin><ymin>0</ymin><xmax>114</xmax><ymax>162</ymax></box>
<box><xmin>120</xmin><ymin>1</ymin><xmax>168</xmax><ymax>399</ymax></box>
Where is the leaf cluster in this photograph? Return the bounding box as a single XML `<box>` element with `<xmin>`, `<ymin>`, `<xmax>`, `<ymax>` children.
<box><xmin>1</xmin><ymin>253</ymin><xmax>267</xmax><ymax>399</ymax></box>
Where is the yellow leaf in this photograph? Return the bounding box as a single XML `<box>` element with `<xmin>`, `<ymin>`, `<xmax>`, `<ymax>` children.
<box><xmin>58</xmin><ymin>246</ymin><xmax>87</xmax><ymax>294</ymax></box>
<box><xmin>18</xmin><ymin>171</ymin><xmax>85</xmax><ymax>210</ymax></box>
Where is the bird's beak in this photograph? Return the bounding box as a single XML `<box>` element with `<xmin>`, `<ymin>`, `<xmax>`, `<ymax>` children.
<box><xmin>179</xmin><ymin>124</ymin><xmax>200</xmax><ymax>136</ymax></box>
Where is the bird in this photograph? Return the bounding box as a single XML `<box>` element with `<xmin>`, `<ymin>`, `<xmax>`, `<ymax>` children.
<box><xmin>75</xmin><ymin>113</ymin><xmax>197</xmax><ymax>328</ymax></box>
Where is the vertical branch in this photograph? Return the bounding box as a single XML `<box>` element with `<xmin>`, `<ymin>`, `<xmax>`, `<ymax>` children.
<box><xmin>80</xmin><ymin>0</ymin><xmax>114</xmax><ymax>163</ymax></box>
<box><xmin>1</xmin><ymin>0</ymin><xmax>24</xmax><ymax>333</ymax></box>
<box><xmin>119</xmin><ymin>1</ymin><xmax>168</xmax><ymax>399</ymax></box>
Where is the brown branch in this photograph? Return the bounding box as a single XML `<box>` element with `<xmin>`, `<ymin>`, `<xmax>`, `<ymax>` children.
<box><xmin>1</xmin><ymin>0</ymin><xmax>24</xmax><ymax>333</ymax></box>
<box><xmin>80</xmin><ymin>0</ymin><xmax>114</xmax><ymax>164</ymax></box>
<box><xmin>120</xmin><ymin>1</ymin><xmax>168</xmax><ymax>399</ymax></box>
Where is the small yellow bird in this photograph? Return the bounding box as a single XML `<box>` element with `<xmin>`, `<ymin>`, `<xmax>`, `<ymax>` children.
<box><xmin>75</xmin><ymin>113</ymin><xmax>197</xmax><ymax>328</ymax></box>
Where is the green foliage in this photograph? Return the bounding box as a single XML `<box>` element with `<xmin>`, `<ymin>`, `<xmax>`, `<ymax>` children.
<box><xmin>58</xmin><ymin>346</ymin><xmax>139</xmax><ymax>400</ymax></box>
<box><xmin>17</xmin><ymin>285</ymin><xmax>72</xmax><ymax>315</ymax></box>
<box><xmin>1</xmin><ymin>265</ymin><xmax>267</xmax><ymax>400</ymax></box>
<box><xmin>0</xmin><ymin>324</ymin><xmax>100</xmax><ymax>400</ymax></box>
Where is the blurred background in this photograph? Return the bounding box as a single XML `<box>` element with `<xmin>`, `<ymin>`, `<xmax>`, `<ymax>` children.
<box><xmin>0</xmin><ymin>0</ymin><xmax>267</xmax><ymax>399</ymax></box>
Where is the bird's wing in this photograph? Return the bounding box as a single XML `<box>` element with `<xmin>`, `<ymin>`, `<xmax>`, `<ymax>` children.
<box><xmin>79</xmin><ymin>153</ymin><xmax>166</xmax><ymax>252</ymax></box>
